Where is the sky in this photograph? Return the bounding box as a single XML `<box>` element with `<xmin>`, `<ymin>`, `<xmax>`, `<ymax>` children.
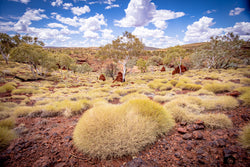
<box><xmin>0</xmin><ymin>0</ymin><xmax>249</xmax><ymax>48</ymax></box>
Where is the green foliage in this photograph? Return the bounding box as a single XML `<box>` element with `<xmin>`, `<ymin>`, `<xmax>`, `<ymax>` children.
<box><xmin>73</xmin><ymin>99</ymin><xmax>174</xmax><ymax>159</ymax></box>
<box><xmin>163</xmin><ymin>46</ymin><xmax>187</xmax><ymax>66</ymax></box>
<box><xmin>147</xmin><ymin>56</ymin><xmax>163</xmax><ymax>66</ymax></box>
<box><xmin>191</xmin><ymin>33</ymin><xmax>244</xmax><ymax>69</ymax></box>
<box><xmin>136</xmin><ymin>58</ymin><xmax>147</xmax><ymax>72</ymax></box>
<box><xmin>239</xmin><ymin>123</ymin><xmax>250</xmax><ymax>149</ymax></box>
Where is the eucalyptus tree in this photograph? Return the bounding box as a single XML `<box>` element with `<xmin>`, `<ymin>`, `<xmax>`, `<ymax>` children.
<box><xmin>96</xmin><ymin>31</ymin><xmax>144</xmax><ymax>82</ymax></box>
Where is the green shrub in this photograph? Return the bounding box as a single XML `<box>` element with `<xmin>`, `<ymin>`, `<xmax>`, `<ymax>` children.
<box><xmin>0</xmin><ymin>127</ymin><xmax>16</xmax><ymax>150</ymax></box>
<box><xmin>73</xmin><ymin>99</ymin><xmax>175</xmax><ymax>159</ymax></box>
<box><xmin>239</xmin><ymin>123</ymin><xmax>250</xmax><ymax>149</ymax></box>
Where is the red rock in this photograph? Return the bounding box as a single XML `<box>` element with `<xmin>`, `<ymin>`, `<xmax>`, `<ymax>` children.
<box><xmin>192</xmin><ymin>131</ymin><xmax>203</xmax><ymax>140</ymax></box>
<box><xmin>183</xmin><ymin>133</ymin><xmax>193</xmax><ymax>140</ymax></box>
<box><xmin>113</xmin><ymin>72</ymin><xmax>123</xmax><ymax>83</ymax></box>
<box><xmin>226</xmin><ymin>91</ymin><xmax>241</xmax><ymax>97</ymax></box>
<box><xmin>195</xmin><ymin>120</ymin><xmax>204</xmax><ymax>125</ymax></box>
<box><xmin>99</xmin><ymin>74</ymin><xmax>106</xmax><ymax>81</ymax></box>
<box><xmin>177</xmin><ymin>127</ymin><xmax>187</xmax><ymax>134</ymax></box>
<box><xmin>160</xmin><ymin>66</ymin><xmax>166</xmax><ymax>72</ymax></box>
<box><xmin>172</xmin><ymin>65</ymin><xmax>187</xmax><ymax>75</ymax></box>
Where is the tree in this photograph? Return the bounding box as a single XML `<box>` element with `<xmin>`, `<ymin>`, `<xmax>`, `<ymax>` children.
<box><xmin>191</xmin><ymin>33</ymin><xmax>244</xmax><ymax>69</ymax></box>
<box><xmin>0</xmin><ymin>33</ymin><xmax>16</xmax><ymax>64</ymax></box>
<box><xmin>137</xmin><ymin>58</ymin><xmax>147</xmax><ymax>73</ymax></box>
<box><xmin>96</xmin><ymin>31</ymin><xmax>144</xmax><ymax>82</ymax></box>
<box><xmin>163</xmin><ymin>46</ymin><xmax>187</xmax><ymax>74</ymax></box>
<box><xmin>10</xmin><ymin>43</ymin><xmax>47</xmax><ymax>78</ymax></box>
<box><xmin>105</xmin><ymin>63</ymin><xmax>118</xmax><ymax>80</ymax></box>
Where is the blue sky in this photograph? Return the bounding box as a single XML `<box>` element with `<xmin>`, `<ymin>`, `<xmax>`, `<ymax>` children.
<box><xmin>0</xmin><ymin>0</ymin><xmax>249</xmax><ymax>48</ymax></box>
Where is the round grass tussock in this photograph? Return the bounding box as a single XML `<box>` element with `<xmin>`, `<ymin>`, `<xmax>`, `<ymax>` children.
<box><xmin>203</xmin><ymin>82</ymin><xmax>232</xmax><ymax>93</ymax></box>
<box><xmin>0</xmin><ymin>82</ymin><xmax>17</xmax><ymax>93</ymax></box>
<box><xmin>0</xmin><ymin>127</ymin><xmax>16</xmax><ymax>150</ymax></box>
<box><xmin>238</xmin><ymin>123</ymin><xmax>250</xmax><ymax>149</ymax></box>
<box><xmin>73</xmin><ymin>99</ymin><xmax>175</xmax><ymax>159</ymax></box>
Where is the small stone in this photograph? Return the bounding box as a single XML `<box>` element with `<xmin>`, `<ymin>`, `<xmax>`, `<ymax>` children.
<box><xmin>180</xmin><ymin>122</ymin><xmax>187</xmax><ymax>126</ymax></box>
<box><xmin>195</xmin><ymin>120</ymin><xmax>204</xmax><ymax>125</ymax></box>
<box><xmin>215</xmin><ymin>139</ymin><xmax>226</xmax><ymax>147</ymax></box>
<box><xmin>175</xmin><ymin>152</ymin><xmax>181</xmax><ymax>158</ymax></box>
<box><xmin>177</xmin><ymin>128</ymin><xmax>187</xmax><ymax>134</ymax></box>
<box><xmin>193</xmin><ymin>124</ymin><xmax>205</xmax><ymax>130</ymax></box>
<box><xmin>197</xmin><ymin>149</ymin><xmax>205</xmax><ymax>155</ymax></box>
<box><xmin>241</xmin><ymin>114</ymin><xmax>250</xmax><ymax>121</ymax></box>
<box><xmin>183</xmin><ymin>133</ymin><xmax>193</xmax><ymax>140</ymax></box>
<box><xmin>187</xmin><ymin>125</ymin><xmax>195</xmax><ymax>131</ymax></box>
<box><xmin>192</xmin><ymin>131</ymin><xmax>203</xmax><ymax>140</ymax></box>
<box><xmin>186</xmin><ymin>145</ymin><xmax>192</xmax><ymax>151</ymax></box>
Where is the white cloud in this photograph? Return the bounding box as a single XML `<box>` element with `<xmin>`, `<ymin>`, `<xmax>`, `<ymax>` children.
<box><xmin>206</xmin><ymin>9</ymin><xmax>216</xmax><ymax>14</ymax></box>
<box><xmin>71</xmin><ymin>5</ymin><xmax>91</xmax><ymax>16</ymax></box>
<box><xmin>14</xmin><ymin>9</ymin><xmax>48</xmax><ymax>32</ymax></box>
<box><xmin>83</xmin><ymin>30</ymin><xmax>99</xmax><ymax>38</ymax></box>
<box><xmin>101</xmin><ymin>29</ymin><xmax>115</xmax><ymax>40</ymax></box>
<box><xmin>47</xmin><ymin>23</ymin><xmax>67</xmax><ymax>29</ymax></box>
<box><xmin>105</xmin><ymin>4</ymin><xmax>119</xmax><ymax>10</ymax></box>
<box><xmin>79</xmin><ymin>14</ymin><xmax>106</xmax><ymax>31</ymax></box>
<box><xmin>132</xmin><ymin>27</ymin><xmax>183</xmax><ymax>48</ymax></box>
<box><xmin>9</xmin><ymin>0</ymin><xmax>30</xmax><ymax>4</ymax></box>
<box><xmin>183</xmin><ymin>16</ymin><xmax>223</xmax><ymax>43</ymax></box>
<box><xmin>51</xmin><ymin>0</ymin><xmax>63</xmax><ymax>7</ymax></box>
<box><xmin>0</xmin><ymin>21</ymin><xmax>15</xmax><ymax>32</ymax></box>
<box><xmin>229</xmin><ymin>7</ymin><xmax>245</xmax><ymax>16</ymax></box>
<box><xmin>115</xmin><ymin>0</ymin><xmax>184</xmax><ymax>29</ymax></box>
<box><xmin>225</xmin><ymin>22</ymin><xmax>250</xmax><ymax>40</ymax></box>
<box><xmin>55</xmin><ymin>14</ymin><xmax>79</xmax><ymax>27</ymax></box>
<box><xmin>63</xmin><ymin>3</ymin><xmax>73</xmax><ymax>10</ymax></box>
<box><xmin>115</xmin><ymin>0</ymin><xmax>155</xmax><ymax>27</ymax></box>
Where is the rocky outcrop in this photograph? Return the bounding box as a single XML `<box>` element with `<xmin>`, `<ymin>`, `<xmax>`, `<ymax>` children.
<box><xmin>172</xmin><ymin>65</ymin><xmax>187</xmax><ymax>75</ymax></box>
<box><xmin>160</xmin><ymin>66</ymin><xmax>166</xmax><ymax>72</ymax></box>
<box><xmin>113</xmin><ymin>72</ymin><xmax>123</xmax><ymax>83</ymax></box>
<box><xmin>99</xmin><ymin>74</ymin><xmax>106</xmax><ymax>81</ymax></box>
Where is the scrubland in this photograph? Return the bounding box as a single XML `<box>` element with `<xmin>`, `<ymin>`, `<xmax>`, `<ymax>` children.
<box><xmin>0</xmin><ymin>60</ymin><xmax>250</xmax><ymax>159</ymax></box>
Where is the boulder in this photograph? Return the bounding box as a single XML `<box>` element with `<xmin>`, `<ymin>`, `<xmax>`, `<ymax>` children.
<box><xmin>172</xmin><ymin>65</ymin><xmax>187</xmax><ymax>75</ymax></box>
<box><xmin>160</xmin><ymin>66</ymin><xmax>166</xmax><ymax>72</ymax></box>
<box><xmin>99</xmin><ymin>74</ymin><xmax>106</xmax><ymax>81</ymax></box>
<box><xmin>113</xmin><ymin>72</ymin><xmax>123</xmax><ymax>83</ymax></box>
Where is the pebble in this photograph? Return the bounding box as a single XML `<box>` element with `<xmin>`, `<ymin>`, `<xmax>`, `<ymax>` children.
<box><xmin>192</xmin><ymin>131</ymin><xmax>203</xmax><ymax>140</ymax></box>
<box><xmin>183</xmin><ymin>133</ymin><xmax>192</xmax><ymax>140</ymax></box>
<box><xmin>177</xmin><ymin>128</ymin><xmax>187</xmax><ymax>134</ymax></box>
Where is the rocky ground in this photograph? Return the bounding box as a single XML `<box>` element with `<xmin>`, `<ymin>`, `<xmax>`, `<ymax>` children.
<box><xmin>0</xmin><ymin>105</ymin><xmax>249</xmax><ymax>167</ymax></box>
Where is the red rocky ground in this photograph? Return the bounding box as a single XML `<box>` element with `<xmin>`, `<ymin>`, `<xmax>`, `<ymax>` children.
<box><xmin>0</xmin><ymin>106</ymin><xmax>249</xmax><ymax>167</ymax></box>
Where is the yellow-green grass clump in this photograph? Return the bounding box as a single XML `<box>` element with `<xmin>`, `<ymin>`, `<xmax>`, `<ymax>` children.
<box><xmin>0</xmin><ymin>127</ymin><xmax>16</xmax><ymax>150</ymax></box>
<box><xmin>164</xmin><ymin>96</ymin><xmax>233</xmax><ymax>129</ymax></box>
<box><xmin>12</xmin><ymin>88</ymin><xmax>40</xmax><ymax>95</ymax></box>
<box><xmin>176</xmin><ymin>82</ymin><xmax>202</xmax><ymax>91</ymax></box>
<box><xmin>73</xmin><ymin>99</ymin><xmax>175</xmax><ymax>159</ymax></box>
<box><xmin>120</xmin><ymin>93</ymin><xmax>148</xmax><ymax>103</ymax></box>
<box><xmin>203</xmin><ymin>82</ymin><xmax>232</xmax><ymax>93</ymax></box>
<box><xmin>0</xmin><ymin>82</ymin><xmax>17</xmax><ymax>93</ymax></box>
<box><xmin>236</xmin><ymin>87</ymin><xmax>250</xmax><ymax>106</ymax></box>
<box><xmin>201</xmin><ymin>96</ymin><xmax>239</xmax><ymax>110</ymax></box>
<box><xmin>0</xmin><ymin>117</ymin><xmax>15</xmax><ymax>129</ymax></box>
<box><xmin>44</xmin><ymin>99</ymin><xmax>91</xmax><ymax>117</ymax></box>
<box><xmin>238</xmin><ymin>123</ymin><xmax>250</xmax><ymax>149</ymax></box>
<box><xmin>148</xmin><ymin>79</ymin><xmax>173</xmax><ymax>91</ymax></box>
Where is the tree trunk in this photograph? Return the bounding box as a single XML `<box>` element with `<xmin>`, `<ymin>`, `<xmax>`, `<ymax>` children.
<box><xmin>1</xmin><ymin>51</ymin><xmax>9</xmax><ymax>64</ymax></box>
<box><xmin>178</xmin><ymin>57</ymin><xmax>182</xmax><ymax>75</ymax></box>
<box><xmin>122</xmin><ymin>63</ymin><xmax>126</xmax><ymax>82</ymax></box>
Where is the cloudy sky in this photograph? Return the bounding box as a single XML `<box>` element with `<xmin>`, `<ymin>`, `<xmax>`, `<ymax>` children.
<box><xmin>0</xmin><ymin>0</ymin><xmax>249</xmax><ymax>48</ymax></box>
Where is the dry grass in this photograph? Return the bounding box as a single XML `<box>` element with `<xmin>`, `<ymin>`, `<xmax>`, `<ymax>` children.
<box><xmin>164</xmin><ymin>96</ymin><xmax>233</xmax><ymax>129</ymax></box>
<box><xmin>73</xmin><ymin>99</ymin><xmax>174</xmax><ymax>159</ymax></box>
<box><xmin>201</xmin><ymin>96</ymin><xmax>239</xmax><ymax>110</ymax></box>
<box><xmin>0</xmin><ymin>127</ymin><xmax>16</xmax><ymax>150</ymax></box>
<box><xmin>0</xmin><ymin>117</ymin><xmax>15</xmax><ymax>129</ymax></box>
<box><xmin>203</xmin><ymin>82</ymin><xmax>232</xmax><ymax>93</ymax></box>
<box><xmin>0</xmin><ymin>82</ymin><xmax>17</xmax><ymax>93</ymax></box>
<box><xmin>238</xmin><ymin>123</ymin><xmax>250</xmax><ymax>149</ymax></box>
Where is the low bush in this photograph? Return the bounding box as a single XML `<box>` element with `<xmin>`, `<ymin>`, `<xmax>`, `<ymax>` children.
<box><xmin>0</xmin><ymin>117</ymin><xmax>15</xmax><ymax>129</ymax></box>
<box><xmin>0</xmin><ymin>127</ymin><xmax>16</xmax><ymax>150</ymax></box>
<box><xmin>73</xmin><ymin>99</ymin><xmax>175</xmax><ymax>159</ymax></box>
<box><xmin>238</xmin><ymin>123</ymin><xmax>250</xmax><ymax>149</ymax></box>
<box><xmin>237</xmin><ymin>87</ymin><xmax>250</xmax><ymax>106</ymax></box>
<box><xmin>148</xmin><ymin>79</ymin><xmax>173</xmax><ymax>91</ymax></box>
<box><xmin>201</xmin><ymin>96</ymin><xmax>239</xmax><ymax>110</ymax></box>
